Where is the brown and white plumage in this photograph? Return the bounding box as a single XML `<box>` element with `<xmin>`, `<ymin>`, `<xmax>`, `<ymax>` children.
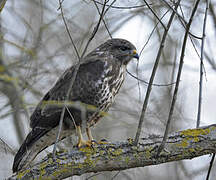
<box><xmin>12</xmin><ymin>38</ymin><xmax>139</xmax><ymax>173</ymax></box>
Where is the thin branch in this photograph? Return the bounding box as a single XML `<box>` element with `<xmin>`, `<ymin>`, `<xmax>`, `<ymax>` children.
<box><xmin>111</xmin><ymin>171</ymin><xmax>121</xmax><ymax>180</ymax></box>
<box><xmin>92</xmin><ymin>0</ymin><xmax>118</xmax><ymax>39</ymax></box>
<box><xmin>81</xmin><ymin>0</ymin><xmax>107</xmax><ymax>58</ymax></box>
<box><xmin>52</xmin><ymin>0</ymin><xmax>81</xmax><ymax>159</ymax></box>
<box><xmin>178</xmin><ymin>4</ymin><xmax>208</xmax><ymax>81</ymax></box>
<box><xmin>94</xmin><ymin>1</ymin><xmax>148</xmax><ymax>10</ymax></box>
<box><xmin>0</xmin><ymin>0</ymin><xmax>7</xmax><ymax>13</ymax></box>
<box><xmin>196</xmin><ymin>0</ymin><xmax>209</xmax><ymax>128</ymax></box>
<box><xmin>161</xmin><ymin>0</ymin><xmax>202</xmax><ymax>40</ymax></box>
<box><xmin>206</xmin><ymin>154</ymin><xmax>215</xmax><ymax>180</ymax></box>
<box><xmin>93</xmin><ymin>1</ymin><xmax>113</xmax><ymax>38</ymax></box>
<box><xmin>65</xmin><ymin>105</ymin><xmax>77</xmax><ymax>130</ymax></box>
<box><xmin>126</xmin><ymin>69</ymin><xmax>176</xmax><ymax>87</ymax></box>
<box><xmin>134</xmin><ymin>0</ymin><xmax>181</xmax><ymax>146</ymax></box>
<box><xmin>0</xmin><ymin>137</ymin><xmax>15</xmax><ymax>155</ymax></box>
<box><xmin>57</xmin><ymin>0</ymin><xmax>80</xmax><ymax>60</ymax></box>
<box><xmin>86</xmin><ymin>173</ymin><xmax>102</xmax><ymax>180</ymax></box>
<box><xmin>157</xmin><ymin>0</ymin><xmax>201</xmax><ymax>156</ymax></box>
<box><xmin>104</xmin><ymin>0</ymin><xmax>118</xmax><ymax>16</ymax></box>
<box><xmin>143</xmin><ymin>0</ymin><xmax>167</xmax><ymax>30</ymax></box>
<box><xmin>160</xmin><ymin>0</ymin><xmax>187</xmax><ymax>25</ymax></box>
<box><xmin>209</xmin><ymin>2</ymin><xmax>216</xmax><ymax>33</ymax></box>
<box><xmin>201</xmin><ymin>0</ymin><xmax>215</xmax><ymax>178</ymax></box>
<box><xmin>179</xmin><ymin>4</ymin><xmax>201</xmax><ymax>61</ymax></box>
<box><xmin>140</xmin><ymin>9</ymin><xmax>170</xmax><ymax>56</ymax></box>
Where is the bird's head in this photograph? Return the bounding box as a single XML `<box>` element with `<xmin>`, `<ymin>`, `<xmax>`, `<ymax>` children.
<box><xmin>98</xmin><ymin>38</ymin><xmax>139</xmax><ymax>65</ymax></box>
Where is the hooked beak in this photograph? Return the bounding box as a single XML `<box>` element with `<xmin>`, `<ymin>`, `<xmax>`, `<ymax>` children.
<box><xmin>132</xmin><ymin>49</ymin><xmax>139</xmax><ymax>60</ymax></box>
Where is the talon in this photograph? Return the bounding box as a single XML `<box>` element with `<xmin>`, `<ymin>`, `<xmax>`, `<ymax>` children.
<box><xmin>91</xmin><ymin>139</ymin><xmax>98</xmax><ymax>144</ymax></box>
<box><xmin>77</xmin><ymin>139</ymin><xmax>92</xmax><ymax>148</ymax></box>
<box><xmin>76</xmin><ymin>126</ymin><xmax>108</xmax><ymax>147</ymax></box>
<box><xmin>86</xmin><ymin>140</ymin><xmax>93</xmax><ymax>147</ymax></box>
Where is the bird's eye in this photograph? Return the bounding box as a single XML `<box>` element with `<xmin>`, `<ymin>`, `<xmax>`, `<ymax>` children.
<box><xmin>119</xmin><ymin>46</ymin><xmax>128</xmax><ymax>51</ymax></box>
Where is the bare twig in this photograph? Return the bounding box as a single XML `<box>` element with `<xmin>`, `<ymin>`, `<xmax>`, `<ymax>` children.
<box><xmin>93</xmin><ymin>1</ymin><xmax>113</xmax><ymax>38</ymax></box>
<box><xmin>86</xmin><ymin>173</ymin><xmax>102</xmax><ymax>180</ymax></box>
<box><xmin>0</xmin><ymin>0</ymin><xmax>7</xmax><ymax>13</ymax></box>
<box><xmin>200</xmin><ymin>1</ymin><xmax>215</xmax><ymax>178</ymax></box>
<box><xmin>0</xmin><ymin>137</ymin><xmax>15</xmax><ymax>155</ymax></box>
<box><xmin>140</xmin><ymin>9</ymin><xmax>170</xmax><ymax>56</ymax></box>
<box><xmin>92</xmin><ymin>0</ymin><xmax>118</xmax><ymax>39</ymax></box>
<box><xmin>178</xmin><ymin>4</ymin><xmax>208</xmax><ymax>81</ymax></box>
<box><xmin>57</xmin><ymin>0</ymin><xmax>80</xmax><ymax>60</ymax></box>
<box><xmin>134</xmin><ymin>0</ymin><xmax>181</xmax><ymax>146</ymax></box>
<box><xmin>94</xmin><ymin>0</ymin><xmax>148</xmax><ymax>10</ymax></box>
<box><xmin>157</xmin><ymin>0</ymin><xmax>201</xmax><ymax>156</ymax></box>
<box><xmin>143</xmin><ymin>0</ymin><xmax>167</xmax><ymax>30</ymax></box>
<box><xmin>65</xmin><ymin>105</ymin><xmax>77</xmax><ymax>130</ymax></box>
<box><xmin>209</xmin><ymin>2</ymin><xmax>216</xmax><ymax>33</ymax></box>
<box><xmin>161</xmin><ymin>0</ymin><xmax>202</xmax><ymax>40</ymax></box>
<box><xmin>53</xmin><ymin>0</ymin><xmax>81</xmax><ymax>159</ymax></box>
<box><xmin>126</xmin><ymin>69</ymin><xmax>176</xmax><ymax>87</ymax></box>
<box><xmin>81</xmin><ymin>0</ymin><xmax>107</xmax><ymax>58</ymax></box>
<box><xmin>206</xmin><ymin>154</ymin><xmax>215</xmax><ymax>180</ymax></box>
<box><xmin>160</xmin><ymin>0</ymin><xmax>187</xmax><ymax>25</ymax></box>
<box><xmin>111</xmin><ymin>171</ymin><xmax>121</xmax><ymax>180</ymax></box>
<box><xmin>196</xmin><ymin>0</ymin><xmax>209</xmax><ymax>128</ymax></box>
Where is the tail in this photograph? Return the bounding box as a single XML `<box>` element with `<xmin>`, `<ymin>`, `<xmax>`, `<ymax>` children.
<box><xmin>12</xmin><ymin>128</ymin><xmax>49</xmax><ymax>173</ymax></box>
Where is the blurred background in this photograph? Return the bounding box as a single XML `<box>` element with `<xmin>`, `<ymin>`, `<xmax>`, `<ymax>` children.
<box><xmin>0</xmin><ymin>0</ymin><xmax>216</xmax><ymax>179</ymax></box>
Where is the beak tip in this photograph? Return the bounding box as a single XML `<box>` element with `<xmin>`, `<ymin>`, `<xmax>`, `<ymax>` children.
<box><xmin>133</xmin><ymin>53</ymin><xmax>139</xmax><ymax>60</ymax></box>
<box><xmin>132</xmin><ymin>50</ymin><xmax>139</xmax><ymax>60</ymax></box>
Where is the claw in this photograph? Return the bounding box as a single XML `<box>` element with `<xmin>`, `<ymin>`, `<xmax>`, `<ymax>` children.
<box><xmin>76</xmin><ymin>126</ymin><xmax>108</xmax><ymax>147</ymax></box>
<box><xmin>91</xmin><ymin>139</ymin><xmax>97</xmax><ymax>144</ymax></box>
<box><xmin>77</xmin><ymin>139</ymin><xmax>92</xmax><ymax>148</ymax></box>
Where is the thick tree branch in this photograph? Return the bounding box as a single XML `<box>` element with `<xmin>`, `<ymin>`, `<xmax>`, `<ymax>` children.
<box><xmin>9</xmin><ymin>124</ymin><xmax>216</xmax><ymax>180</ymax></box>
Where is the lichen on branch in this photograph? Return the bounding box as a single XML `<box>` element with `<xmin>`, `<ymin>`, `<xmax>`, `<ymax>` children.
<box><xmin>9</xmin><ymin>124</ymin><xmax>216</xmax><ymax>180</ymax></box>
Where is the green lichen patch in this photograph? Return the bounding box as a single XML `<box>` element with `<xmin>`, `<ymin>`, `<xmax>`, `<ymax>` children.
<box><xmin>17</xmin><ymin>169</ymin><xmax>31</xmax><ymax>179</ymax></box>
<box><xmin>193</xmin><ymin>137</ymin><xmax>199</xmax><ymax>142</ymax></box>
<box><xmin>124</xmin><ymin>156</ymin><xmax>130</xmax><ymax>164</ymax></box>
<box><xmin>144</xmin><ymin>148</ymin><xmax>152</xmax><ymax>158</ymax></box>
<box><xmin>111</xmin><ymin>148</ymin><xmax>123</xmax><ymax>156</ymax></box>
<box><xmin>176</xmin><ymin>139</ymin><xmax>189</xmax><ymax>148</ymax></box>
<box><xmin>79</xmin><ymin>146</ymin><xmax>95</xmax><ymax>154</ymax></box>
<box><xmin>180</xmin><ymin>128</ymin><xmax>210</xmax><ymax>137</ymax></box>
<box><xmin>52</xmin><ymin>165</ymin><xmax>72</xmax><ymax>178</ymax></box>
<box><xmin>127</xmin><ymin>138</ymin><xmax>134</xmax><ymax>145</ymax></box>
<box><xmin>178</xmin><ymin>128</ymin><xmax>213</xmax><ymax>147</ymax></box>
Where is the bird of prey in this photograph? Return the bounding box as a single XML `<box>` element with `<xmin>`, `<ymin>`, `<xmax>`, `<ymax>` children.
<box><xmin>12</xmin><ymin>38</ymin><xmax>139</xmax><ymax>173</ymax></box>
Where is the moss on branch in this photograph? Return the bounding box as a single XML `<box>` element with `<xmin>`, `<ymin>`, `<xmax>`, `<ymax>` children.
<box><xmin>9</xmin><ymin>124</ymin><xmax>216</xmax><ymax>180</ymax></box>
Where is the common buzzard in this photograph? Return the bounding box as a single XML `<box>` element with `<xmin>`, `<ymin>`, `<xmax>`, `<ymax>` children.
<box><xmin>12</xmin><ymin>38</ymin><xmax>139</xmax><ymax>172</ymax></box>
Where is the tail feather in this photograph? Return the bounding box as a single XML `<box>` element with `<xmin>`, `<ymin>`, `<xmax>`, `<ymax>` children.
<box><xmin>12</xmin><ymin>128</ymin><xmax>49</xmax><ymax>173</ymax></box>
<box><xmin>13</xmin><ymin>125</ymin><xmax>74</xmax><ymax>173</ymax></box>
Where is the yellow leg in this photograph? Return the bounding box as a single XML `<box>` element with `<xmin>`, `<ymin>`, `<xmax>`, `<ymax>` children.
<box><xmin>86</xmin><ymin>127</ymin><xmax>93</xmax><ymax>142</ymax></box>
<box><xmin>77</xmin><ymin>126</ymin><xmax>91</xmax><ymax>148</ymax></box>
<box><xmin>86</xmin><ymin>126</ymin><xmax>108</xmax><ymax>145</ymax></box>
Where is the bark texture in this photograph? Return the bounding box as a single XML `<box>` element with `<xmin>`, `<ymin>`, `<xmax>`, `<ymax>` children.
<box><xmin>9</xmin><ymin>124</ymin><xmax>216</xmax><ymax>180</ymax></box>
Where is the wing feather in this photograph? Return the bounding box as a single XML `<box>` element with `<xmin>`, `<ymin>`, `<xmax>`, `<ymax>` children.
<box><xmin>30</xmin><ymin>57</ymin><xmax>109</xmax><ymax>129</ymax></box>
